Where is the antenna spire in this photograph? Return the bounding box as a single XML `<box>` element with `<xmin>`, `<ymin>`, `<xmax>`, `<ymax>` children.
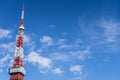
<box><xmin>19</xmin><ymin>3</ymin><xmax>24</xmax><ymax>29</ymax></box>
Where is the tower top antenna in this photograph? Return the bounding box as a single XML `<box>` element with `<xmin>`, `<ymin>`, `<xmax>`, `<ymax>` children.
<box><xmin>19</xmin><ymin>3</ymin><xmax>24</xmax><ymax>29</ymax></box>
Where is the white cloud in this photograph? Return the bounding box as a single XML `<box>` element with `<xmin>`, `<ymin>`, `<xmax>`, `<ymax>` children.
<box><xmin>0</xmin><ymin>54</ymin><xmax>12</xmax><ymax>73</ymax></box>
<box><xmin>52</xmin><ymin>68</ymin><xmax>63</xmax><ymax>75</ymax></box>
<box><xmin>58</xmin><ymin>44</ymin><xmax>72</xmax><ymax>49</ymax></box>
<box><xmin>70</xmin><ymin>65</ymin><xmax>86</xmax><ymax>80</ymax></box>
<box><xmin>78</xmin><ymin>16</ymin><xmax>120</xmax><ymax>51</ymax></box>
<box><xmin>71</xmin><ymin>76</ymin><xmax>83</xmax><ymax>80</ymax></box>
<box><xmin>58</xmin><ymin>43</ymin><xmax>79</xmax><ymax>50</ymax></box>
<box><xmin>70</xmin><ymin>47</ymin><xmax>91</xmax><ymax>60</ymax></box>
<box><xmin>57</xmin><ymin>39</ymin><xmax>67</xmax><ymax>45</ymax></box>
<box><xmin>58</xmin><ymin>44</ymin><xmax>79</xmax><ymax>50</ymax></box>
<box><xmin>0</xmin><ymin>54</ymin><xmax>11</xmax><ymax>67</ymax></box>
<box><xmin>23</xmin><ymin>34</ymin><xmax>35</xmax><ymax>51</ymax></box>
<box><xmin>70</xmin><ymin>65</ymin><xmax>82</xmax><ymax>73</ymax></box>
<box><xmin>26</xmin><ymin>51</ymin><xmax>52</xmax><ymax>73</ymax></box>
<box><xmin>40</xmin><ymin>36</ymin><xmax>53</xmax><ymax>46</ymax></box>
<box><xmin>48</xmin><ymin>25</ymin><xmax>56</xmax><ymax>28</ymax></box>
<box><xmin>0</xmin><ymin>28</ymin><xmax>11</xmax><ymax>39</ymax></box>
<box><xmin>99</xmin><ymin>18</ymin><xmax>120</xmax><ymax>42</ymax></box>
<box><xmin>0</xmin><ymin>42</ymin><xmax>15</xmax><ymax>53</ymax></box>
<box><xmin>51</xmin><ymin>53</ymin><xmax>69</xmax><ymax>61</ymax></box>
<box><xmin>75</xmin><ymin>39</ymin><xmax>83</xmax><ymax>44</ymax></box>
<box><xmin>24</xmin><ymin>35</ymin><xmax>30</xmax><ymax>43</ymax></box>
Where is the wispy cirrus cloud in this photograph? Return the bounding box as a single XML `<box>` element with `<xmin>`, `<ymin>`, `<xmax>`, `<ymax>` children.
<box><xmin>39</xmin><ymin>36</ymin><xmax>91</xmax><ymax>62</ymax></box>
<box><xmin>0</xmin><ymin>42</ymin><xmax>15</xmax><ymax>53</ymax></box>
<box><xmin>32</xmin><ymin>36</ymin><xmax>91</xmax><ymax>77</ymax></box>
<box><xmin>98</xmin><ymin>18</ymin><xmax>120</xmax><ymax>42</ymax></box>
<box><xmin>26</xmin><ymin>51</ymin><xmax>52</xmax><ymax>73</ymax></box>
<box><xmin>70</xmin><ymin>47</ymin><xmax>91</xmax><ymax>61</ymax></box>
<box><xmin>78</xmin><ymin>16</ymin><xmax>120</xmax><ymax>52</ymax></box>
<box><xmin>24</xmin><ymin>35</ymin><xmax>31</xmax><ymax>43</ymax></box>
<box><xmin>51</xmin><ymin>53</ymin><xmax>69</xmax><ymax>62</ymax></box>
<box><xmin>0</xmin><ymin>54</ymin><xmax>10</xmax><ymax>67</ymax></box>
<box><xmin>56</xmin><ymin>39</ymin><xmax>67</xmax><ymax>45</ymax></box>
<box><xmin>48</xmin><ymin>25</ymin><xmax>56</xmax><ymax>28</ymax></box>
<box><xmin>52</xmin><ymin>67</ymin><xmax>63</xmax><ymax>76</ymax></box>
<box><xmin>70</xmin><ymin>65</ymin><xmax>82</xmax><ymax>73</ymax></box>
<box><xmin>0</xmin><ymin>28</ymin><xmax>12</xmax><ymax>39</ymax></box>
<box><xmin>0</xmin><ymin>42</ymin><xmax>17</xmax><ymax>72</ymax></box>
<box><xmin>70</xmin><ymin>65</ymin><xmax>86</xmax><ymax>80</ymax></box>
<box><xmin>24</xmin><ymin>34</ymin><xmax>35</xmax><ymax>51</ymax></box>
<box><xmin>79</xmin><ymin>15</ymin><xmax>120</xmax><ymax>41</ymax></box>
<box><xmin>58</xmin><ymin>43</ymin><xmax>79</xmax><ymax>50</ymax></box>
<box><xmin>0</xmin><ymin>54</ymin><xmax>11</xmax><ymax>72</ymax></box>
<box><xmin>40</xmin><ymin>36</ymin><xmax>53</xmax><ymax>47</ymax></box>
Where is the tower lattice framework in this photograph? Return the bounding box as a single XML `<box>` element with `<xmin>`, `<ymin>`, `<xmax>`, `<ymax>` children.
<box><xmin>9</xmin><ymin>4</ymin><xmax>26</xmax><ymax>80</ymax></box>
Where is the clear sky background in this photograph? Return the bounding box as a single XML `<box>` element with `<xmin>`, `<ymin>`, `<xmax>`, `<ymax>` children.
<box><xmin>0</xmin><ymin>0</ymin><xmax>120</xmax><ymax>80</ymax></box>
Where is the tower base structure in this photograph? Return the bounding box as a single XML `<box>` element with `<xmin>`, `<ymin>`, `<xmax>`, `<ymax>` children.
<box><xmin>9</xmin><ymin>65</ymin><xmax>26</xmax><ymax>80</ymax></box>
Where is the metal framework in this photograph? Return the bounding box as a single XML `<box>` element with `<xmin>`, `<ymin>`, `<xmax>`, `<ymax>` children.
<box><xmin>9</xmin><ymin>4</ymin><xmax>26</xmax><ymax>80</ymax></box>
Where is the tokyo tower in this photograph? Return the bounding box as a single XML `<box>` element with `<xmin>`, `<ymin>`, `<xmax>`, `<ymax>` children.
<box><xmin>8</xmin><ymin>4</ymin><xmax>26</xmax><ymax>80</ymax></box>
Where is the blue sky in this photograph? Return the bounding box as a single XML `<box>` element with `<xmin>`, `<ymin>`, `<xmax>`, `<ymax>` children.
<box><xmin>0</xmin><ymin>0</ymin><xmax>120</xmax><ymax>80</ymax></box>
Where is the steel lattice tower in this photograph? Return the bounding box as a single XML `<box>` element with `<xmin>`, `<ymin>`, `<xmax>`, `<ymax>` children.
<box><xmin>8</xmin><ymin>4</ymin><xmax>26</xmax><ymax>80</ymax></box>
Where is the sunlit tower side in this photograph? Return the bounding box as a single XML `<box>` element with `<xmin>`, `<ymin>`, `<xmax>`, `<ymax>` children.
<box><xmin>8</xmin><ymin>4</ymin><xmax>26</xmax><ymax>80</ymax></box>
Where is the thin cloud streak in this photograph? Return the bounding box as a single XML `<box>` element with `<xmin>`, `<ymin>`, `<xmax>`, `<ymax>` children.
<box><xmin>98</xmin><ymin>18</ymin><xmax>120</xmax><ymax>42</ymax></box>
<box><xmin>0</xmin><ymin>28</ymin><xmax>12</xmax><ymax>39</ymax></box>
<box><xmin>78</xmin><ymin>16</ymin><xmax>120</xmax><ymax>52</ymax></box>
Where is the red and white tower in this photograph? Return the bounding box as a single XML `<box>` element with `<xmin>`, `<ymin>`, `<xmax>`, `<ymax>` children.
<box><xmin>9</xmin><ymin>4</ymin><xmax>26</xmax><ymax>80</ymax></box>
